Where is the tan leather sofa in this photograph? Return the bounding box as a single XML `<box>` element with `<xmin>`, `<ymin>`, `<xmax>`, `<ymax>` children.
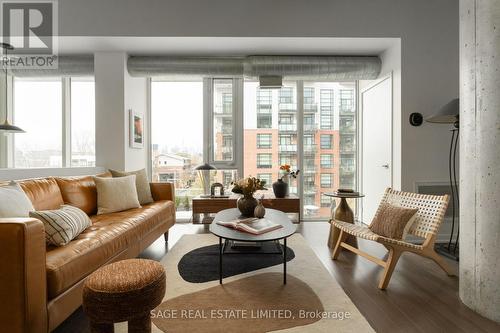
<box><xmin>0</xmin><ymin>175</ymin><xmax>176</xmax><ymax>332</ymax></box>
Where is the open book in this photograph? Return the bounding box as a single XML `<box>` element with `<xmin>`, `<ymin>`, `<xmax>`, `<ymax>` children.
<box><xmin>216</xmin><ymin>217</ymin><xmax>283</xmax><ymax>235</ymax></box>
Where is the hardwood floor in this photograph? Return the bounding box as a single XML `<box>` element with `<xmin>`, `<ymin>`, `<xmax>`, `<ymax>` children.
<box><xmin>54</xmin><ymin>222</ymin><xmax>500</xmax><ymax>333</ymax></box>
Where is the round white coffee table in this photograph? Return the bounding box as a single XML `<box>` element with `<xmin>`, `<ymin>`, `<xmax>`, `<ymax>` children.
<box><xmin>209</xmin><ymin>208</ymin><xmax>297</xmax><ymax>284</ymax></box>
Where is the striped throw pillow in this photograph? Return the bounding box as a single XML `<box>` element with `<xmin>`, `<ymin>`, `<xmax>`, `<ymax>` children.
<box><xmin>30</xmin><ymin>205</ymin><xmax>91</xmax><ymax>246</ymax></box>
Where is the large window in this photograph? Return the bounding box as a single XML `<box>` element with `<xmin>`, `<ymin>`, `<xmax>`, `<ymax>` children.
<box><xmin>320</xmin><ymin>173</ymin><xmax>333</xmax><ymax>188</ymax></box>
<box><xmin>12</xmin><ymin>77</ymin><xmax>95</xmax><ymax>168</ymax></box>
<box><xmin>71</xmin><ymin>78</ymin><xmax>96</xmax><ymax>167</ymax></box>
<box><xmin>257</xmin><ymin>153</ymin><xmax>272</xmax><ymax>168</ymax></box>
<box><xmin>257</xmin><ymin>173</ymin><xmax>272</xmax><ymax>186</ymax></box>
<box><xmin>320</xmin><ymin>89</ymin><xmax>334</xmax><ymax>130</ymax></box>
<box><xmin>257</xmin><ymin>89</ymin><xmax>272</xmax><ymax>129</ymax></box>
<box><xmin>151</xmin><ymin>79</ymin><xmax>357</xmax><ymax>221</ymax></box>
<box><xmin>14</xmin><ymin>79</ymin><xmax>62</xmax><ymax>168</ymax></box>
<box><xmin>213</xmin><ymin>79</ymin><xmax>234</xmax><ymax>162</ymax></box>
<box><xmin>320</xmin><ymin>134</ymin><xmax>333</xmax><ymax>149</ymax></box>
<box><xmin>257</xmin><ymin>134</ymin><xmax>272</xmax><ymax>148</ymax></box>
<box><xmin>320</xmin><ymin>154</ymin><xmax>333</xmax><ymax>168</ymax></box>
<box><xmin>151</xmin><ymin>81</ymin><xmax>203</xmax><ymax>219</ymax></box>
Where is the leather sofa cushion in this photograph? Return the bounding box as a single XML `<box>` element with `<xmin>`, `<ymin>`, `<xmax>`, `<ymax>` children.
<box><xmin>19</xmin><ymin>178</ymin><xmax>64</xmax><ymax>211</ymax></box>
<box><xmin>45</xmin><ymin>201</ymin><xmax>174</xmax><ymax>298</ymax></box>
<box><xmin>55</xmin><ymin>176</ymin><xmax>98</xmax><ymax>216</ymax></box>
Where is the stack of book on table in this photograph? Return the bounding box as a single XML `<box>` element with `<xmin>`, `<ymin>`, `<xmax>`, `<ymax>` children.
<box><xmin>333</xmin><ymin>189</ymin><xmax>360</xmax><ymax>197</ymax></box>
<box><xmin>216</xmin><ymin>217</ymin><xmax>282</xmax><ymax>235</ymax></box>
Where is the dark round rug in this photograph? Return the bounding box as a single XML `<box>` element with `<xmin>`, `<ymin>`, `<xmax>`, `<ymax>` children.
<box><xmin>178</xmin><ymin>243</ymin><xmax>295</xmax><ymax>283</ymax></box>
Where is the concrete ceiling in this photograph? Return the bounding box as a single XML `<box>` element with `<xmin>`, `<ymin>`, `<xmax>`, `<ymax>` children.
<box><xmin>58</xmin><ymin>37</ymin><xmax>398</xmax><ymax>56</ymax></box>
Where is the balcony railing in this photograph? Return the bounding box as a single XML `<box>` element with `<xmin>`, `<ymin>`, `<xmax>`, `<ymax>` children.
<box><xmin>278</xmin><ymin>123</ymin><xmax>297</xmax><ymax>131</ymax></box>
<box><xmin>214</xmin><ymin>104</ymin><xmax>232</xmax><ymax>115</ymax></box>
<box><xmin>340</xmin><ymin>145</ymin><xmax>355</xmax><ymax>153</ymax></box>
<box><xmin>279</xmin><ymin>144</ymin><xmax>297</xmax><ymax>152</ymax></box>
<box><xmin>340</xmin><ymin>107</ymin><xmax>355</xmax><ymax>115</ymax></box>
<box><xmin>279</xmin><ymin>103</ymin><xmax>296</xmax><ymax>112</ymax></box>
<box><xmin>221</xmin><ymin>126</ymin><xmax>232</xmax><ymax>134</ymax></box>
<box><xmin>257</xmin><ymin>104</ymin><xmax>273</xmax><ymax>113</ymax></box>
<box><xmin>340</xmin><ymin>125</ymin><xmax>355</xmax><ymax>133</ymax></box>
<box><xmin>303</xmin><ymin>167</ymin><xmax>316</xmax><ymax>173</ymax></box>
<box><xmin>304</xmin><ymin>124</ymin><xmax>317</xmax><ymax>132</ymax></box>
<box><xmin>341</xmin><ymin>165</ymin><xmax>356</xmax><ymax>173</ymax></box>
<box><xmin>304</xmin><ymin>103</ymin><xmax>318</xmax><ymax>113</ymax></box>
<box><xmin>304</xmin><ymin>144</ymin><xmax>316</xmax><ymax>154</ymax></box>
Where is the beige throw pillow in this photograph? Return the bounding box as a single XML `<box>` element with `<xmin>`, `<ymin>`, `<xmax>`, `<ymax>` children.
<box><xmin>369</xmin><ymin>203</ymin><xmax>418</xmax><ymax>240</ymax></box>
<box><xmin>30</xmin><ymin>205</ymin><xmax>91</xmax><ymax>246</ymax></box>
<box><xmin>109</xmin><ymin>168</ymin><xmax>154</xmax><ymax>205</ymax></box>
<box><xmin>94</xmin><ymin>175</ymin><xmax>141</xmax><ymax>215</ymax></box>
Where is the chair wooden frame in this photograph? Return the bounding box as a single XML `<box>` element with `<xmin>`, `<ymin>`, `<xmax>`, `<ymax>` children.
<box><xmin>331</xmin><ymin>188</ymin><xmax>455</xmax><ymax>289</ymax></box>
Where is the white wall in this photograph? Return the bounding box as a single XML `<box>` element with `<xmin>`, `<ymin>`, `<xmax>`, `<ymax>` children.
<box><xmin>124</xmin><ymin>71</ymin><xmax>149</xmax><ymax>171</ymax></box>
<box><xmin>57</xmin><ymin>0</ymin><xmax>459</xmax><ymax>193</ymax></box>
<box><xmin>95</xmin><ymin>52</ymin><xmax>149</xmax><ymax>172</ymax></box>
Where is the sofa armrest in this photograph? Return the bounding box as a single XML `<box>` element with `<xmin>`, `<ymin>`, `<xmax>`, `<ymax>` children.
<box><xmin>150</xmin><ymin>182</ymin><xmax>175</xmax><ymax>202</ymax></box>
<box><xmin>0</xmin><ymin>218</ymin><xmax>47</xmax><ymax>333</ymax></box>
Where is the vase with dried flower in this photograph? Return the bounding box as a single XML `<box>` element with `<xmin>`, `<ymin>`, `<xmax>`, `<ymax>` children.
<box><xmin>273</xmin><ymin>165</ymin><xmax>300</xmax><ymax>198</ymax></box>
<box><xmin>231</xmin><ymin>177</ymin><xmax>267</xmax><ymax>217</ymax></box>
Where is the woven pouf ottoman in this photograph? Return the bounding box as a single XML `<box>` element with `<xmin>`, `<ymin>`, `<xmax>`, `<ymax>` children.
<box><xmin>83</xmin><ymin>259</ymin><xmax>166</xmax><ymax>333</ymax></box>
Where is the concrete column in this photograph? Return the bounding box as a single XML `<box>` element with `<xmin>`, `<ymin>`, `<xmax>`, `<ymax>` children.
<box><xmin>94</xmin><ymin>52</ymin><xmax>127</xmax><ymax>170</ymax></box>
<box><xmin>94</xmin><ymin>52</ymin><xmax>148</xmax><ymax>172</ymax></box>
<box><xmin>459</xmin><ymin>0</ymin><xmax>500</xmax><ymax>322</ymax></box>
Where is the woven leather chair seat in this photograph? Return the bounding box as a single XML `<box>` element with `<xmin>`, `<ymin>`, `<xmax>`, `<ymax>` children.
<box><xmin>83</xmin><ymin>259</ymin><xmax>166</xmax><ymax>332</ymax></box>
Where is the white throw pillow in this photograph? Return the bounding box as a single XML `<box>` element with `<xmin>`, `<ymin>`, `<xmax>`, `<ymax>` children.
<box><xmin>0</xmin><ymin>181</ymin><xmax>35</xmax><ymax>217</ymax></box>
<box><xmin>30</xmin><ymin>205</ymin><xmax>92</xmax><ymax>246</ymax></box>
<box><xmin>94</xmin><ymin>175</ymin><xmax>141</xmax><ymax>215</ymax></box>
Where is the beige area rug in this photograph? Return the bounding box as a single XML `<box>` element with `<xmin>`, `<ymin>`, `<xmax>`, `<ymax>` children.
<box><xmin>116</xmin><ymin>234</ymin><xmax>374</xmax><ymax>333</ymax></box>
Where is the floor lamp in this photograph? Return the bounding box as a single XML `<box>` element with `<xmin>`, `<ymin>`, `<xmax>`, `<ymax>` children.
<box><xmin>1</xmin><ymin>43</ymin><xmax>25</xmax><ymax>133</ymax></box>
<box><xmin>426</xmin><ymin>98</ymin><xmax>459</xmax><ymax>260</ymax></box>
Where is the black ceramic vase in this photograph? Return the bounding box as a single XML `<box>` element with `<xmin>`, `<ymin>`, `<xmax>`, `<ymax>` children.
<box><xmin>272</xmin><ymin>179</ymin><xmax>288</xmax><ymax>198</ymax></box>
<box><xmin>237</xmin><ymin>195</ymin><xmax>258</xmax><ymax>217</ymax></box>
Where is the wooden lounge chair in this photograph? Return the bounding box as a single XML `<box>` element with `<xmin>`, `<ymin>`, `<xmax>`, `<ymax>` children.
<box><xmin>331</xmin><ymin>188</ymin><xmax>454</xmax><ymax>289</ymax></box>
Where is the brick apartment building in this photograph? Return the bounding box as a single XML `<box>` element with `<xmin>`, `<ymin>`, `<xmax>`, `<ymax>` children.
<box><xmin>214</xmin><ymin>81</ymin><xmax>356</xmax><ymax>219</ymax></box>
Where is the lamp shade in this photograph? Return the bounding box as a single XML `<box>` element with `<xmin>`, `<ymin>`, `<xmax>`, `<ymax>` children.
<box><xmin>194</xmin><ymin>163</ymin><xmax>216</xmax><ymax>171</ymax></box>
<box><xmin>426</xmin><ymin>98</ymin><xmax>459</xmax><ymax>124</ymax></box>
<box><xmin>0</xmin><ymin>121</ymin><xmax>25</xmax><ymax>133</ymax></box>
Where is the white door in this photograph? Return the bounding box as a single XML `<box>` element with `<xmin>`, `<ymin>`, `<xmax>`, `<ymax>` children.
<box><xmin>361</xmin><ymin>76</ymin><xmax>392</xmax><ymax>222</ymax></box>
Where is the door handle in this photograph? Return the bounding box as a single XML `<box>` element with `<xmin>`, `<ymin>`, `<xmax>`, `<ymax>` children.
<box><xmin>381</xmin><ymin>164</ymin><xmax>390</xmax><ymax>169</ymax></box>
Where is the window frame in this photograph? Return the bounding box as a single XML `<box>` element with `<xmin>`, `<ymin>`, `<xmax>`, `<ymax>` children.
<box><xmin>204</xmin><ymin>78</ymin><xmax>244</xmax><ymax>174</ymax></box>
<box><xmin>5</xmin><ymin>76</ymin><xmax>95</xmax><ymax>169</ymax></box>
<box><xmin>257</xmin><ymin>133</ymin><xmax>272</xmax><ymax>149</ymax></box>
<box><xmin>320</xmin><ymin>154</ymin><xmax>333</xmax><ymax>168</ymax></box>
<box><xmin>151</xmin><ymin>79</ymin><xmax>359</xmax><ymax>222</ymax></box>
<box><xmin>256</xmin><ymin>153</ymin><xmax>273</xmax><ymax>169</ymax></box>
<box><xmin>320</xmin><ymin>173</ymin><xmax>333</xmax><ymax>188</ymax></box>
<box><xmin>320</xmin><ymin>134</ymin><xmax>333</xmax><ymax>149</ymax></box>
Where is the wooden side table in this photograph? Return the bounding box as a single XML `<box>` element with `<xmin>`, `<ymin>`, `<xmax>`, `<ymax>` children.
<box><xmin>323</xmin><ymin>192</ymin><xmax>364</xmax><ymax>249</ymax></box>
<box><xmin>192</xmin><ymin>192</ymin><xmax>301</xmax><ymax>224</ymax></box>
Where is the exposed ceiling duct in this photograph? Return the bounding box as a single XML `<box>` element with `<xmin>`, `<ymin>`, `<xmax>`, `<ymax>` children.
<box><xmin>10</xmin><ymin>55</ymin><xmax>94</xmax><ymax>77</ymax></box>
<box><xmin>127</xmin><ymin>55</ymin><xmax>381</xmax><ymax>80</ymax></box>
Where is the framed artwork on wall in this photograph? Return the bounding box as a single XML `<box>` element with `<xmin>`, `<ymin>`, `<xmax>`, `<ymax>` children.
<box><xmin>129</xmin><ymin>109</ymin><xmax>144</xmax><ymax>149</ymax></box>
